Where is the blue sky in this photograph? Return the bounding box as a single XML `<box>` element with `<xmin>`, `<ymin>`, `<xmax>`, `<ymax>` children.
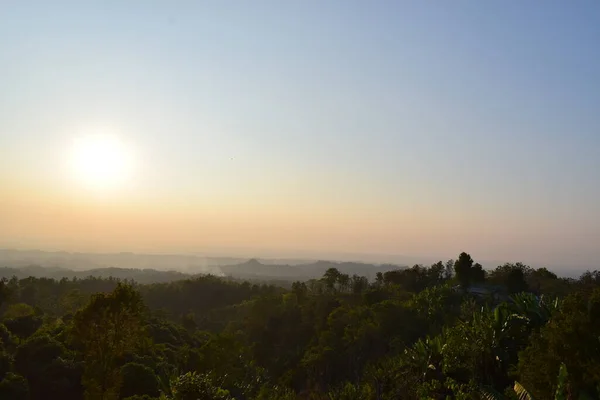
<box><xmin>1</xmin><ymin>2</ymin><xmax>600</xmax><ymax>268</ymax></box>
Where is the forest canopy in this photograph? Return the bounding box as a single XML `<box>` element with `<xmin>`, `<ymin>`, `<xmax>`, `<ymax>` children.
<box><xmin>0</xmin><ymin>252</ymin><xmax>599</xmax><ymax>399</ymax></box>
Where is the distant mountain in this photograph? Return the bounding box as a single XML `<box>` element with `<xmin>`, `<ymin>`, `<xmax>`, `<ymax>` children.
<box><xmin>219</xmin><ymin>259</ymin><xmax>401</xmax><ymax>281</ymax></box>
<box><xmin>0</xmin><ymin>249</ymin><xmax>320</xmax><ymax>274</ymax></box>
<box><xmin>0</xmin><ymin>249</ymin><xmax>406</xmax><ymax>283</ymax></box>
<box><xmin>0</xmin><ymin>265</ymin><xmax>191</xmax><ymax>284</ymax></box>
<box><xmin>0</xmin><ymin>249</ymin><xmax>235</xmax><ymax>274</ymax></box>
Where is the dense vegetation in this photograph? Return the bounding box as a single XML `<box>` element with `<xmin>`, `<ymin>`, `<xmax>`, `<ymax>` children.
<box><xmin>0</xmin><ymin>252</ymin><xmax>599</xmax><ymax>399</ymax></box>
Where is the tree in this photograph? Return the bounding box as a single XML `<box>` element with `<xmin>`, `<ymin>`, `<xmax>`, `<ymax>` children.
<box><xmin>337</xmin><ymin>274</ymin><xmax>350</xmax><ymax>292</ymax></box>
<box><xmin>254</xmin><ymin>384</ymin><xmax>296</xmax><ymax>400</ymax></box>
<box><xmin>480</xmin><ymin>364</ymin><xmax>575</xmax><ymax>400</ymax></box>
<box><xmin>14</xmin><ymin>334</ymin><xmax>83</xmax><ymax>400</ymax></box>
<box><xmin>506</xmin><ymin>267</ymin><xmax>528</xmax><ymax>294</ymax></box>
<box><xmin>0</xmin><ymin>278</ymin><xmax>11</xmax><ymax>309</ymax></box>
<box><xmin>122</xmin><ymin>395</ymin><xmax>159</xmax><ymax>400</ymax></box>
<box><xmin>454</xmin><ymin>252</ymin><xmax>474</xmax><ymax>289</ymax></box>
<box><xmin>471</xmin><ymin>263</ymin><xmax>486</xmax><ymax>284</ymax></box>
<box><xmin>72</xmin><ymin>284</ymin><xmax>148</xmax><ymax>400</ymax></box>
<box><xmin>0</xmin><ymin>323</ymin><xmax>13</xmax><ymax>349</ymax></box>
<box><xmin>3</xmin><ymin>303</ymin><xmax>35</xmax><ymax>319</ymax></box>
<box><xmin>291</xmin><ymin>281</ymin><xmax>308</xmax><ymax>301</ymax></box>
<box><xmin>181</xmin><ymin>312</ymin><xmax>196</xmax><ymax>332</ymax></box>
<box><xmin>327</xmin><ymin>381</ymin><xmax>373</xmax><ymax>399</ymax></box>
<box><xmin>517</xmin><ymin>288</ymin><xmax>600</xmax><ymax>398</ymax></box>
<box><xmin>0</xmin><ymin>372</ymin><xmax>30</xmax><ymax>400</ymax></box>
<box><xmin>60</xmin><ymin>289</ymin><xmax>87</xmax><ymax>314</ymax></box>
<box><xmin>170</xmin><ymin>372</ymin><xmax>231</xmax><ymax>400</ymax></box>
<box><xmin>323</xmin><ymin>268</ymin><xmax>342</xmax><ymax>291</ymax></box>
<box><xmin>0</xmin><ymin>350</ymin><xmax>11</xmax><ymax>379</ymax></box>
<box><xmin>428</xmin><ymin>261</ymin><xmax>445</xmax><ymax>284</ymax></box>
<box><xmin>489</xmin><ymin>263</ymin><xmax>530</xmax><ymax>294</ymax></box>
<box><xmin>375</xmin><ymin>272</ymin><xmax>384</xmax><ymax>287</ymax></box>
<box><xmin>3</xmin><ymin>314</ymin><xmax>42</xmax><ymax>340</ymax></box>
<box><xmin>444</xmin><ymin>259</ymin><xmax>455</xmax><ymax>280</ymax></box>
<box><xmin>350</xmin><ymin>275</ymin><xmax>369</xmax><ymax>294</ymax></box>
<box><xmin>119</xmin><ymin>363</ymin><xmax>160</xmax><ymax>399</ymax></box>
<box><xmin>5</xmin><ymin>253</ymin><xmax>600</xmax><ymax>398</ymax></box>
<box><xmin>382</xmin><ymin>266</ymin><xmax>434</xmax><ymax>292</ymax></box>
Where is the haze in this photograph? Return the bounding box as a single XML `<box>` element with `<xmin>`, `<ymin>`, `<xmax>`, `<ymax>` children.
<box><xmin>1</xmin><ymin>2</ymin><xmax>600</xmax><ymax>270</ymax></box>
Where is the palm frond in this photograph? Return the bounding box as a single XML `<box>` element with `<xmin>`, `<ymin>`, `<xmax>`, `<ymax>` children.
<box><xmin>479</xmin><ymin>386</ymin><xmax>505</xmax><ymax>400</ymax></box>
<box><xmin>554</xmin><ymin>363</ymin><xmax>568</xmax><ymax>400</ymax></box>
<box><xmin>514</xmin><ymin>381</ymin><xmax>534</xmax><ymax>400</ymax></box>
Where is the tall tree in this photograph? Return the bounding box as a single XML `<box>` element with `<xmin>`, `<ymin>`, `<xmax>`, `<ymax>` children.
<box><xmin>323</xmin><ymin>268</ymin><xmax>341</xmax><ymax>292</ymax></box>
<box><xmin>506</xmin><ymin>266</ymin><xmax>529</xmax><ymax>294</ymax></box>
<box><xmin>454</xmin><ymin>252</ymin><xmax>474</xmax><ymax>289</ymax></box>
<box><xmin>337</xmin><ymin>274</ymin><xmax>350</xmax><ymax>292</ymax></box>
<box><xmin>444</xmin><ymin>259</ymin><xmax>455</xmax><ymax>280</ymax></box>
<box><xmin>0</xmin><ymin>278</ymin><xmax>12</xmax><ymax>309</ymax></box>
<box><xmin>71</xmin><ymin>284</ymin><xmax>148</xmax><ymax>400</ymax></box>
<box><xmin>471</xmin><ymin>263</ymin><xmax>486</xmax><ymax>284</ymax></box>
<box><xmin>14</xmin><ymin>334</ymin><xmax>82</xmax><ymax>400</ymax></box>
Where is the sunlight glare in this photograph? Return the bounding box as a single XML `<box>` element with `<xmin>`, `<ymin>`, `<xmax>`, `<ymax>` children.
<box><xmin>69</xmin><ymin>133</ymin><xmax>135</xmax><ymax>191</ymax></box>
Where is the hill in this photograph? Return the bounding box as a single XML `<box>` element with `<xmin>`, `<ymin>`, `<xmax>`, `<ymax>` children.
<box><xmin>218</xmin><ymin>258</ymin><xmax>400</xmax><ymax>281</ymax></box>
<box><xmin>0</xmin><ymin>265</ymin><xmax>191</xmax><ymax>284</ymax></box>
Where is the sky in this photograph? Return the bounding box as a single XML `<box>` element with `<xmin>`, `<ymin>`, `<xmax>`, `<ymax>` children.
<box><xmin>1</xmin><ymin>1</ymin><xmax>600</xmax><ymax>268</ymax></box>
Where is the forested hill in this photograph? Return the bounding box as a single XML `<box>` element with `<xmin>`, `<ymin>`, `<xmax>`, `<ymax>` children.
<box><xmin>0</xmin><ymin>259</ymin><xmax>401</xmax><ymax>284</ymax></box>
<box><xmin>0</xmin><ymin>252</ymin><xmax>599</xmax><ymax>399</ymax></box>
<box><xmin>219</xmin><ymin>259</ymin><xmax>396</xmax><ymax>281</ymax></box>
<box><xmin>0</xmin><ymin>266</ymin><xmax>191</xmax><ymax>284</ymax></box>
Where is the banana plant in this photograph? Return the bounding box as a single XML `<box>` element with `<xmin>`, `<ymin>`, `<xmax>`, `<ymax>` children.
<box><xmin>508</xmin><ymin>293</ymin><xmax>560</xmax><ymax>328</ymax></box>
<box><xmin>479</xmin><ymin>363</ymin><xmax>599</xmax><ymax>400</ymax></box>
<box><xmin>404</xmin><ymin>335</ymin><xmax>445</xmax><ymax>381</ymax></box>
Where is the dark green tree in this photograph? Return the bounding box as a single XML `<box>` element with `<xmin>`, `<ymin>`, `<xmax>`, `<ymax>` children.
<box><xmin>0</xmin><ymin>350</ymin><xmax>12</xmax><ymax>379</ymax></box>
<box><xmin>375</xmin><ymin>272</ymin><xmax>384</xmax><ymax>287</ymax></box>
<box><xmin>506</xmin><ymin>266</ymin><xmax>529</xmax><ymax>294</ymax></box>
<box><xmin>3</xmin><ymin>314</ymin><xmax>43</xmax><ymax>340</ymax></box>
<box><xmin>119</xmin><ymin>363</ymin><xmax>160</xmax><ymax>399</ymax></box>
<box><xmin>323</xmin><ymin>268</ymin><xmax>342</xmax><ymax>291</ymax></box>
<box><xmin>454</xmin><ymin>252</ymin><xmax>474</xmax><ymax>289</ymax></box>
<box><xmin>489</xmin><ymin>263</ymin><xmax>530</xmax><ymax>293</ymax></box>
<box><xmin>170</xmin><ymin>372</ymin><xmax>231</xmax><ymax>400</ymax></box>
<box><xmin>14</xmin><ymin>334</ymin><xmax>83</xmax><ymax>400</ymax></box>
<box><xmin>0</xmin><ymin>278</ymin><xmax>11</xmax><ymax>309</ymax></box>
<box><xmin>471</xmin><ymin>263</ymin><xmax>486</xmax><ymax>284</ymax></box>
<box><xmin>444</xmin><ymin>259</ymin><xmax>455</xmax><ymax>279</ymax></box>
<box><xmin>0</xmin><ymin>372</ymin><xmax>30</xmax><ymax>400</ymax></box>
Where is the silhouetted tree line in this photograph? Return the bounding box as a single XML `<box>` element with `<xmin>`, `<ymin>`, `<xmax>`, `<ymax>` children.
<box><xmin>0</xmin><ymin>252</ymin><xmax>599</xmax><ymax>399</ymax></box>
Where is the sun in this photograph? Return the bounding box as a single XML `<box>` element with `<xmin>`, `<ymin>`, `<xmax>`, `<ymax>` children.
<box><xmin>69</xmin><ymin>133</ymin><xmax>134</xmax><ymax>190</ymax></box>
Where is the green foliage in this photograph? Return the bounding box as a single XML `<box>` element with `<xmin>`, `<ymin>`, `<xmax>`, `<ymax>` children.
<box><xmin>254</xmin><ymin>384</ymin><xmax>296</xmax><ymax>400</ymax></box>
<box><xmin>0</xmin><ymin>372</ymin><xmax>30</xmax><ymax>400</ymax></box>
<box><xmin>382</xmin><ymin>264</ymin><xmax>445</xmax><ymax>292</ymax></box>
<box><xmin>327</xmin><ymin>382</ymin><xmax>372</xmax><ymax>399</ymax></box>
<box><xmin>3</xmin><ymin>303</ymin><xmax>36</xmax><ymax>319</ymax></box>
<box><xmin>0</xmin><ymin>278</ymin><xmax>11</xmax><ymax>309</ymax></box>
<box><xmin>72</xmin><ymin>283</ymin><xmax>148</xmax><ymax>400</ymax></box>
<box><xmin>0</xmin><ymin>323</ymin><xmax>13</xmax><ymax>348</ymax></box>
<box><xmin>0</xmin><ymin>253</ymin><xmax>597</xmax><ymax>399</ymax></box>
<box><xmin>554</xmin><ymin>363</ymin><xmax>568</xmax><ymax>400</ymax></box>
<box><xmin>0</xmin><ymin>350</ymin><xmax>12</xmax><ymax>379</ymax></box>
<box><xmin>489</xmin><ymin>264</ymin><xmax>531</xmax><ymax>294</ymax></box>
<box><xmin>119</xmin><ymin>363</ymin><xmax>160</xmax><ymax>399</ymax></box>
<box><xmin>513</xmin><ymin>382</ymin><xmax>534</xmax><ymax>400</ymax></box>
<box><xmin>170</xmin><ymin>371</ymin><xmax>231</xmax><ymax>400</ymax></box>
<box><xmin>3</xmin><ymin>314</ymin><xmax>43</xmax><ymax>339</ymax></box>
<box><xmin>518</xmin><ymin>288</ymin><xmax>600</xmax><ymax>398</ymax></box>
<box><xmin>122</xmin><ymin>395</ymin><xmax>160</xmax><ymax>400</ymax></box>
<box><xmin>14</xmin><ymin>334</ymin><xmax>83</xmax><ymax>399</ymax></box>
